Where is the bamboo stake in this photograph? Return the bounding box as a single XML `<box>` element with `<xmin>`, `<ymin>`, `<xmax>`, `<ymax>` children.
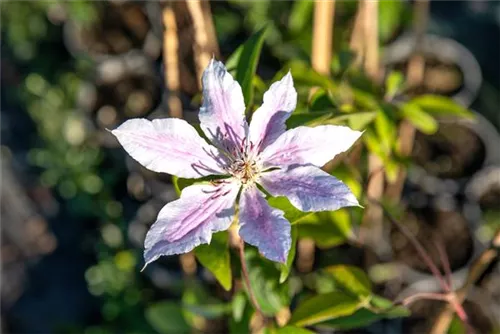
<box><xmin>360</xmin><ymin>0</ymin><xmax>385</xmax><ymax>254</ymax></box>
<box><xmin>298</xmin><ymin>0</ymin><xmax>336</xmax><ymax>273</ymax></box>
<box><xmin>186</xmin><ymin>0</ymin><xmax>220</xmax><ymax>88</ymax></box>
<box><xmin>311</xmin><ymin>0</ymin><xmax>336</xmax><ymax>75</ymax></box>
<box><xmin>349</xmin><ymin>2</ymin><xmax>365</xmax><ymax>67</ymax></box>
<box><xmin>385</xmin><ymin>0</ymin><xmax>429</xmax><ymax>201</ymax></box>
<box><xmin>162</xmin><ymin>3</ymin><xmax>183</xmax><ymax>119</ymax></box>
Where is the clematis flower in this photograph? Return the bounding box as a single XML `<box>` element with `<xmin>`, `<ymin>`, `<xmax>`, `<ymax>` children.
<box><xmin>112</xmin><ymin>59</ymin><xmax>362</xmax><ymax>266</ymax></box>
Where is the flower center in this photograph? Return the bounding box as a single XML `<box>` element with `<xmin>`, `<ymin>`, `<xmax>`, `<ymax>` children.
<box><xmin>228</xmin><ymin>157</ymin><xmax>259</xmax><ymax>184</ymax></box>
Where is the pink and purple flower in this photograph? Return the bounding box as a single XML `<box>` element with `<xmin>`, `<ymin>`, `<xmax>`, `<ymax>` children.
<box><xmin>112</xmin><ymin>59</ymin><xmax>362</xmax><ymax>266</ymax></box>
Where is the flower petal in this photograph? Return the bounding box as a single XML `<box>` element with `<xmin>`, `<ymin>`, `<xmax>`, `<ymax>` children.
<box><xmin>200</xmin><ymin>59</ymin><xmax>248</xmax><ymax>152</ymax></box>
<box><xmin>238</xmin><ymin>185</ymin><xmax>291</xmax><ymax>263</ymax></box>
<box><xmin>112</xmin><ymin>118</ymin><xmax>228</xmax><ymax>179</ymax></box>
<box><xmin>144</xmin><ymin>180</ymin><xmax>240</xmax><ymax>266</ymax></box>
<box><xmin>259</xmin><ymin>165</ymin><xmax>359</xmax><ymax>212</ymax></box>
<box><xmin>259</xmin><ymin>125</ymin><xmax>362</xmax><ymax>169</ymax></box>
<box><xmin>248</xmin><ymin>71</ymin><xmax>297</xmax><ymax>152</ymax></box>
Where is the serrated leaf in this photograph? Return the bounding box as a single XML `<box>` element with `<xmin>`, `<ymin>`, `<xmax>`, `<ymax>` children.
<box><xmin>195</xmin><ymin>231</ymin><xmax>232</xmax><ymax>291</ymax></box>
<box><xmin>267</xmin><ymin>196</ymin><xmax>314</xmax><ymax>225</ymax></box>
<box><xmin>410</xmin><ymin>95</ymin><xmax>474</xmax><ymax>118</ymax></box>
<box><xmin>279</xmin><ymin>225</ymin><xmax>297</xmax><ymax>283</ymax></box>
<box><xmin>235</xmin><ymin>26</ymin><xmax>267</xmax><ymax>107</ymax></box>
<box><xmin>145</xmin><ymin>302</ymin><xmax>190</xmax><ymax>334</ymax></box>
<box><xmin>400</xmin><ymin>102</ymin><xmax>438</xmax><ymax>134</ymax></box>
<box><xmin>290</xmin><ymin>291</ymin><xmax>362</xmax><ymax>327</ymax></box>
<box><xmin>323</xmin><ymin>265</ymin><xmax>372</xmax><ymax>298</ymax></box>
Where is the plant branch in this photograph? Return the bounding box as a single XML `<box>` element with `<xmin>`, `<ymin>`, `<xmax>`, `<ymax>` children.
<box><xmin>367</xmin><ymin>197</ymin><xmax>473</xmax><ymax>331</ymax></box>
<box><xmin>430</xmin><ymin>229</ymin><xmax>500</xmax><ymax>334</ymax></box>
<box><xmin>366</xmin><ymin>197</ymin><xmax>450</xmax><ymax>292</ymax></box>
<box><xmin>400</xmin><ymin>292</ymin><xmax>450</xmax><ymax>306</ymax></box>
<box><xmin>433</xmin><ymin>236</ymin><xmax>453</xmax><ymax>288</ymax></box>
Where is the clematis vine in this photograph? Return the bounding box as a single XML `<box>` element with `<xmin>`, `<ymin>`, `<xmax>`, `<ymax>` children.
<box><xmin>112</xmin><ymin>59</ymin><xmax>362</xmax><ymax>266</ymax></box>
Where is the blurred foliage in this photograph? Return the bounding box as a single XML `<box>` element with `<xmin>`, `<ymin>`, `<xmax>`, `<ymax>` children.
<box><xmin>2</xmin><ymin>0</ymin><xmax>494</xmax><ymax>333</ymax></box>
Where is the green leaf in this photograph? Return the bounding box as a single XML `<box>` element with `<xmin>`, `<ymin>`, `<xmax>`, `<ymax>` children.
<box><xmin>225</xmin><ymin>45</ymin><xmax>244</xmax><ymax>74</ymax></box>
<box><xmin>231</xmin><ymin>291</ymin><xmax>247</xmax><ymax>322</ymax></box>
<box><xmin>323</xmin><ymin>265</ymin><xmax>372</xmax><ymax>298</ymax></box>
<box><xmin>235</xmin><ymin>26</ymin><xmax>267</xmax><ymax>107</ymax></box>
<box><xmin>400</xmin><ymin>102</ymin><xmax>438</xmax><ymax>134</ymax></box>
<box><xmin>309</xmin><ymin>89</ymin><xmax>335</xmax><ymax>111</ymax></box>
<box><xmin>229</xmin><ymin>299</ymin><xmax>253</xmax><ymax>334</ymax></box>
<box><xmin>288</xmin><ymin>0</ymin><xmax>314</xmax><ymax>35</ymax></box>
<box><xmin>182</xmin><ymin>302</ymin><xmax>231</xmax><ymax>319</ymax></box>
<box><xmin>296</xmin><ymin>210</ymin><xmax>352</xmax><ymax>248</ymax></box>
<box><xmin>279</xmin><ymin>225</ymin><xmax>297</xmax><ymax>283</ymax></box>
<box><xmin>374</xmin><ymin>109</ymin><xmax>397</xmax><ymax>155</ymax></box>
<box><xmin>286</xmin><ymin>111</ymin><xmax>334</xmax><ymax>128</ymax></box>
<box><xmin>276</xmin><ymin>326</ymin><xmax>315</xmax><ymax>334</ymax></box>
<box><xmin>290</xmin><ymin>291</ymin><xmax>362</xmax><ymax>327</ymax></box>
<box><xmin>318</xmin><ymin>296</ymin><xmax>410</xmax><ymax>330</ymax></box>
<box><xmin>385</xmin><ymin>71</ymin><xmax>405</xmax><ymax>100</ymax></box>
<box><xmin>368</xmin><ymin>295</ymin><xmax>410</xmax><ymax>318</ymax></box>
<box><xmin>284</xmin><ymin>61</ymin><xmax>336</xmax><ymax>92</ymax></box>
<box><xmin>195</xmin><ymin>231</ymin><xmax>232</xmax><ymax>291</ymax></box>
<box><xmin>267</xmin><ymin>196</ymin><xmax>314</xmax><ymax>225</ymax></box>
<box><xmin>172</xmin><ymin>175</ymin><xmax>226</xmax><ymax>196</ymax></box>
<box><xmin>245</xmin><ymin>248</ymin><xmax>290</xmax><ymax>316</ymax></box>
<box><xmin>324</xmin><ymin>111</ymin><xmax>377</xmax><ymax>130</ymax></box>
<box><xmin>410</xmin><ymin>95</ymin><xmax>474</xmax><ymax>118</ymax></box>
<box><xmin>145</xmin><ymin>302</ymin><xmax>190</xmax><ymax>334</ymax></box>
<box><xmin>317</xmin><ymin>308</ymin><xmax>383</xmax><ymax>330</ymax></box>
<box><xmin>378</xmin><ymin>0</ymin><xmax>404</xmax><ymax>43</ymax></box>
<box><xmin>448</xmin><ymin>314</ymin><xmax>467</xmax><ymax>334</ymax></box>
<box><xmin>172</xmin><ymin>176</ymin><xmax>196</xmax><ymax>197</ymax></box>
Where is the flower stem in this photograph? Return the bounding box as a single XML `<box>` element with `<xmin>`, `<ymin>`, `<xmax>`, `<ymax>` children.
<box><xmin>238</xmin><ymin>239</ymin><xmax>264</xmax><ymax>318</ymax></box>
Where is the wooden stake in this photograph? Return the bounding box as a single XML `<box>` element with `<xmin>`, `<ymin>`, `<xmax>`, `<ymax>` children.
<box><xmin>186</xmin><ymin>0</ymin><xmax>220</xmax><ymax>88</ymax></box>
<box><xmin>360</xmin><ymin>0</ymin><xmax>385</xmax><ymax>254</ymax></box>
<box><xmin>299</xmin><ymin>0</ymin><xmax>336</xmax><ymax>273</ymax></box>
<box><xmin>385</xmin><ymin>0</ymin><xmax>430</xmax><ymax>201</ymax></box>
<box><xmin>162</xmin><ymin>3</ymin><xmax>183</xmax><ymax>119</ymax></box>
